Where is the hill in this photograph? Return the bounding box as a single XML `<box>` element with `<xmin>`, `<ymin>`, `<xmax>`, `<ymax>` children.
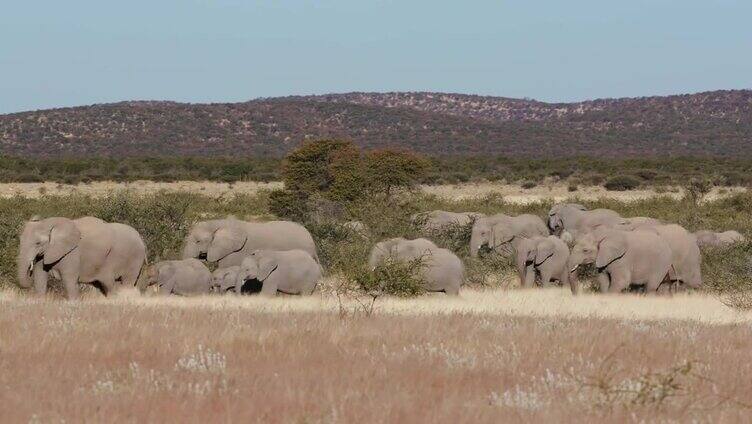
<box><xmin>1</xmin><ymin>90</ymin><xmax>751</xmax><ymax>157</ymax></box>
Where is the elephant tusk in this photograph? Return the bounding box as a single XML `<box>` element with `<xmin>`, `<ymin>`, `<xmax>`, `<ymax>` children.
<box><xmin>570</xmin><ymin>265</ymin><xmax>579</xmax><ymax>273</ymax></box>
<box><xmin>27</xmin><ymin>260</ymin><xmax>34</xmax><ymax>275</ymax></box>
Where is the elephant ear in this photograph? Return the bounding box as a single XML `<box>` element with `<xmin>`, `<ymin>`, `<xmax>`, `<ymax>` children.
<box><xmin>207</xmin><ymin>227</ymin><xmax>246</xmax><ymax>262</ymax></box>
<box><xmin>257</xmin><ymin>256</ymin><xmax>278</xmax><ymax>281</ymax></box>
<box><xmin>44</xmin><ymin>219</ymin><xmax>81</xmax><ymax>265</ymax></box>
<box><xmin>548</xmin><ymin>215</ymin><xmax>562</xmax><ymax>233</ymax></box>
<box><xmin>595</xmin><ymin>237</ymin><xmax>626</xmax><ymax>270</ymax></box>
<box><xmin>535</xmin><ymin>242</ymin><xmax>555</xmax><ymax>265</ymax></box>
<box><xmin>525</xmin><ymin>246</ymin><xmax>537</xmax><ymax>263</ymax></box>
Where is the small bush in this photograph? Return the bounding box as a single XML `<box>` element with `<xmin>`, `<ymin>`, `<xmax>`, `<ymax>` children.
<box><xmin>352</xmin><ymin>257</ymin><xmax>427</xmax><ymax>297</ymax></box>
<box><xmin>521</xmin><ymin>180</ymin><xmax>537</xmax><ymax>189</ymax></box>
<box><xmin>603</xmin><ymin>176</ymin><xmax>640</xmax><ymax>191</ymax></box>
<box><xmin>567</xmin><ymin>183</ymin><xmax>579</xmax><ymax>192</ymax></box>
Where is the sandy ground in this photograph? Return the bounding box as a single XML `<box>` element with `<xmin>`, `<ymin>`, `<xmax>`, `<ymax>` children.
<box><xmin>4</xmin><ymin>286</ymin><xmax>748</xmax><ymax>326</ymax></box>
<box><xmin>0</xmin><ymin>180</ymin><xmax>744</xmax><ymax>203</ymax></box>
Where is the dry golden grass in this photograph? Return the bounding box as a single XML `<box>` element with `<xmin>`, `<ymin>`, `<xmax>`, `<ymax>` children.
<box><xmin>2</xmin><ymin>287</ymin><xmax>751</xmax><ymax>422</ymax></box>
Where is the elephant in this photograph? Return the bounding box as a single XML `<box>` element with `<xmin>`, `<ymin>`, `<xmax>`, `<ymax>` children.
<box><xmin>211</xmin><ymin>266</ymin><xmax>241</xmax><ymax>293</ymax></box>
<box><xmin>17</xmin><ymin>216</ymin><xmax>146</xmax><ymax>300</ymax></box>
<box><xmin>368</xmin><ymin>237</ymin><xmax>464</xmax><ymax>295</ymax></box>
<box><xmin>521</xmin><ymin>236</ymin><xmax>572</xmax><ymax>292</ymax></box>
<box><xmin>547</xmin><ymin>203</ymin><xmax>623</xmax><ymax>236</ymax></box>
<box><xmin>412</xmin><ymin>210</ymin><xmax>484</xmax><ymax>232</ymax></box>
<box><xmin>235</xmin><ymin>249</ymin><xmax>322</xmax><ymax>296</ymax></box>
<box><xmin>694</xmin><ymin>230</ymin><xmax>746</xmax><ymax>248</ymax></box>
<box><xmin>470</xmin><ymin>213</ymin><xmax>549</xmax><ymax>257</ymax></box>
<box><xmin>567</xmin><ymin>228</ymin><xmax>672</xmax><ymax>294</ymax></box>
<box><xmin>623</xmin><ymin>223</ymin><xmax>702</xmax><ymax>290</ymax></box>
<box><xmin>512</xmin><ymin>236</ymin><xmax>545</xmax><ymax>288</ymax></box>
<box><xmin>182</xmin><ymin>217</ymin><xmax>318</xmax><ymax>267</ymax></box>
<box><xmin>139</xmin><ymin>258</ymin><xmax>212</xmax><ymax>296</ymax></box>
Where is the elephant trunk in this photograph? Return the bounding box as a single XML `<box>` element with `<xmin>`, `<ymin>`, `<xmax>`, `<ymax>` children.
<box><xmin>469</xmin><ymin>234</ymin><xmax>481</xmax><ymax>258</ymax></box>
<box><xmin>16</xmin><ymin>245</ymin><xmax>35</xmax><ymax>289</ymax></box>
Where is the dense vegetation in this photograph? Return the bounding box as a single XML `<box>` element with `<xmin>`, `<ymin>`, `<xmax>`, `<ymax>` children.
<box><xmin>3</xmin><ymin>155</ymin><xmax>752</xmax><ymax>188</ymax></box>
<box><xmin>2</xmin><ymin>90</ymin><xmax>751</xmax><ymax>157</ymax></box>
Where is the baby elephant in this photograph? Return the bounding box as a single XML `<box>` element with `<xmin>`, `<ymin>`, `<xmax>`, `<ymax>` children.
<box><xmin>139</xmin><ymin>258</ymin><xmax>212</xmax><ymax>296</ymax></box>
<box><xmin>211</xmin><ymin>266</ymin><xmax>241</xmax><ymax>293</ymax></box>
<box><xmin>515</xmin><ymin>236</ymin><xmax>571</xmax><ymax>292</ymax></box>
<box><xmin>236</xmin><ymin>250</ymin><xmax>322</xmax><ymax>296</ymax></box>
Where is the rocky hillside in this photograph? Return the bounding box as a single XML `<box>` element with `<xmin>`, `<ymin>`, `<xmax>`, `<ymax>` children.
<box><xmin>1</xmin><ymin>90</ymin><xmax>750</xmax><ymax>157</ymax></box>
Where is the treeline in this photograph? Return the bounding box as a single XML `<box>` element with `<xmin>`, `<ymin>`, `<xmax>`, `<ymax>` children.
<box><xmin>1</xmin><ymin>155</ymin><xmax>752</xmax><ymax>188</ymax></box>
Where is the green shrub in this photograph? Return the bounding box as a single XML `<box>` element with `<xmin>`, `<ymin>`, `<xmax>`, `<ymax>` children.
<box><xmin>521</xmin><ymin>180</ymin><xmax>537</xmax><ymax>189</ymax></box>
<box><xmin>268</xmin><ymin>189</ymin><xmax>310</xmax><ymax>222</ymax></box>
<box><xmin>352</xmin><ymin>257</ymin><xmax>427</xmax><ymax>297</ymax></box>
<box><xmin>603</xmin><ymin>176</ymin><xmax>641</xmax><ymax>191</ymax></box>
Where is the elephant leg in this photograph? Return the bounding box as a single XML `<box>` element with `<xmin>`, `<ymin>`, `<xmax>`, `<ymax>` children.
<box><xmin>99</xmin><ymin>275</ymin><xmax>119</xmax><ymax>297</ymax></box>
<box><xmin>608</xmin><ymin>268</ymin><xmax>630</xmax><ymax>294</ymax></box>
<box><xmin>444</xmin><ymin>283</ymin><xmax>460</xmax><ymax>296</ymax></box>
<box><xmin>538</xmin><ymin>268</ymin><xmax>553</xmax><ymax>287</ymax></box>
<box><xmin>645</xmin><ymin>274</ymin><xmax>665</xmax><ymax>294</ymax></box>
<box><xmin>60</xmin><ymin>268</ymin><xmax>80</xmax><ymax>301</ymax></box>
<box><xmin>32</xmin><ymin>263</ymin><xmax>49</xmax><ymax>296</ymax></box>
<box><xmin>120</xmin><ymin>267</ymin><xmax>142</xmax><ymax>290</ymax></box>
<box><xmin>565</xmin><ymin>271</ymin><xmax>578</xmax><ymax>295</ymax></box>
<box><xmin>260</xmin><ymin>279</ymin><xmax>278</xmax><ymax>297</ymax></box>
<box><xmin>597</xmin><ymin>272</ymin><xmax>610</xmax><ymax>293</ymax></box>
<box><xmin>522</xmin><ymin>264</ymin><xmax>535</xmax><ymax>288</ymax></box>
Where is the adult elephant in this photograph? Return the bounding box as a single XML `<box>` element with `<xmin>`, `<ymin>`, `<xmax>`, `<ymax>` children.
<box><xmin>182</xmin><ymin>218</ymin><xmax>318</xmax><ymax>267</ymax></box>
<box><xmin>567</xmin><ymin>228</ymin><xmax>672</xmax><ymax>294</ymax></box>
<box><xmin>469</xmin><ymin>214</ymin><xmax>548</xmax><ymax>257</ymax></box>
<box><xmin>17</xmin><ymin>216</ymin><xmax>147</xmax><ymax>299</ymax></box>
<box><xmin>368</xmin><ymin>238</ymin><xmax>464</xmax><ymax>295</ymax></box>
<box><xmin>621</xmin><ymin>223</ymin><xmax>702</xmax><ymax>290</ymax></box>
<box><xmin>547</xmin><ymin>203</ymin><xmax>623</xmax><ymax>236</ymax></box>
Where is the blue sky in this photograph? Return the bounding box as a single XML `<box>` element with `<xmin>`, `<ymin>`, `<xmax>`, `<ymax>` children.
<box><xmin>1</xmin><ymin>0</ymin><xmax>750</xmax><ymax>113</ymax></box>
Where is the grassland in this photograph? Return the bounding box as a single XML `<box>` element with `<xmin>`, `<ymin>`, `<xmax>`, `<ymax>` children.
<box><xmin>2</xmin><ymin>288</ymin><xmax>751</xmax><ymax>423</ymax></box>
<box><xmin>1</xmin><ymin>183</ymin><xmax>751</xmax><ymax>422</ymax></box>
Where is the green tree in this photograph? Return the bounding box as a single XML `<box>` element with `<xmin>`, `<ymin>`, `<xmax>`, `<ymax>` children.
<box><xmin>364</xmin><ymin>149</ymin><xmax>430</xmax><ymax>197</ymax></box>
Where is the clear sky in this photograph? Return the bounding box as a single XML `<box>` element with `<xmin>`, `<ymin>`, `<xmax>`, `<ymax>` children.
<box><xmin>2</xmin><ymin>0</ymin><xmax>751</xmax><ymax>113</ymax></box>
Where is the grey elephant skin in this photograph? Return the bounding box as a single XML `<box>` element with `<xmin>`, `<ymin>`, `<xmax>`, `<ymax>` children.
<box><xmin>412</xmin><ymin>210</ymin><xmax>484</xmax><ymax>231</ymax></box>
<box><xmin>211</xmin><ymin>266</ymin><xmax>241</xmax><ymax>293</ymax></box>
<box><xmin>369</xmin><ymin>237</ymin><xmax>465</xmax><ymax>295</ymax></box>
<box><xmin>140</xmin><ymin>258</ymin><xmax>212</xmax><ymax>296</ymax></box>
<box><xmin>470</xmin><ymin>214</ymin><xmax>548</xmax><ymax>257</ymax></box>
<box><xmin>623</xmin><ymin>223</ymin><xmax>702</xmax><ymax>290</ymax></box>
<box><xmin>547</xmin><ymin>203</ymin><xmax>623</xmax><ymax>236</ymax></box>
<box><xmin>694</xmin><ymin>230</ymin><xmax>745</xmax><ymax>248</ymax></box>
<box><xmin>515</xmin><ymin>236</ymin><xmax>572</xmax><ymax>292</ymax></box>
<box><xmin>17</xmin><ymin>216</ymin><xmax>146</xmax><ymax>300</ymax></box>
<box><xmin>236</xmin><ymin>249</ymin><xmax>322</xmax><ymax>296</ymax></box>
<box><xmin>182</xmin><ymin>218</ymin><xmax>318</xmax><ymax>267</ymax></box>
<box><xmin>568</xmin><ymin>228</ymin><xmax>672</xmax><ymax>294</ymax></box>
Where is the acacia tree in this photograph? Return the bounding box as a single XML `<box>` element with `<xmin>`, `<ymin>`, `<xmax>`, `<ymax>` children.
<box><xmin>270</xmin><ymin>140</ymin><xmax>429</xmax><ymax>219</ymax></box>
<box><xmin>364</xmin><ymin>149</ymin><xmax>430</xmax><ymax>198</ymax></box>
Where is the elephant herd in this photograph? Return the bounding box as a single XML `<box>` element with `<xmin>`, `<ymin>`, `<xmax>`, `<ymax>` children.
<box><xmin>15</xmin><ymin>204</ymin><xmax>745</xmax><ymax>300</ymax></box>
<box><xmin>415</xmin><ymin>203</ymin><xmax>744</xmax><ymax>294</ymax></box>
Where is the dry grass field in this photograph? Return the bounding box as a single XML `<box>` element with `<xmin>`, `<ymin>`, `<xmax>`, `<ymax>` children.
<box><xmin>2</xmin><ymin>288</ymin><xmax>752</xmax><ymax>423</ymax></box>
